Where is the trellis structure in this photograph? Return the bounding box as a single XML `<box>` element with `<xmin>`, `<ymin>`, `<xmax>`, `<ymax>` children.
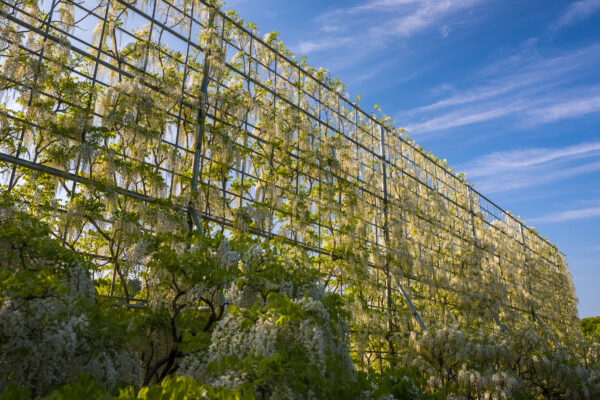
<box><xmin>0</xmin><ymin>0</ymin><xmax>580</xmax><ymax>370</ymax></box>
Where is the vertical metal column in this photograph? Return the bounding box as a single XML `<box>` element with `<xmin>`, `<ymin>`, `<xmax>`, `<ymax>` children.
<box><xmin>520</xmin><ymin>224</ymin><xmax>560</xmax><ymax>348</ymax></box>
<box><xmin>378</xmin><ymin>123</ymin><xmax>395</xmax><ymax>359</ymax></box>
<box><xmin>171</xmin><ymin>0</ymin><xmax>196</xmax><ymax>198</ymax></box>
<box><xmin>190</xmin><ymin>7</ymin><xmax>218</xmax><ymax>234</ymax></box>
<box><xmin>468</xmin><ymin>187</ymin><xmax>506</xmax><ymax>332</ymax></box>
<box><xmin>7</xmin><ymin>0</ymin><xmax>59</xmax><ymax>192</ymax></box>
<box><xmin>533</xmin><ymin>310</ymin><xmax>561</xmax><ymax>348</ymax></box>
<box><xmin>397</xmin><ymin>280</ymin><xmax>427</xmax><ymax>331</ymax></box>
<box><xmin>66</xmin><ymin>0</ymin><xmax>111</xmax><ymax>243</ymax></box>
<box><xmin>379</xmin><ymin>124</ymin><xmax>427</xmax><ymax>349</ymax></box>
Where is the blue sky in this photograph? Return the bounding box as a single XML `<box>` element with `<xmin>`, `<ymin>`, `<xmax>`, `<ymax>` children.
<box><xmin>223</xmin><ymin>0</ymin><xmax>600</xmax><ymax>318</ymax></box>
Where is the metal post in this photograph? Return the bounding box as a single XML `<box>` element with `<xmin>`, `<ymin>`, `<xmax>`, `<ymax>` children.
<box><xmin>376</xmin><ymin>124</ymin><xmax>427</xmax><ymax>333</ymax></box>
<box><xmin>64</xmin><ymin>0</ymin><xmax>111</xmax><ymax>244</ymax></box>
<box><xmin>379</xmin><ymin>124</ymin><xmax>428</xmax><ymax>351</ymax></box>
<box><xmin>190</xmin><ymin>8</ymin><xmax>218</xmax><ymax>234</ymax></box>
<box><xmin>171</xmin><ymin>0</ymin><xmax>197</xmax><ymax>197</ymax></box>
<box><xmin>533</xmin><ymin>310</ymin><xmax>560</xmax><ymax>348</ymax></box>
<box><xmin>493</xmin><ymin>314</ymin><xmax>506</xmax><ymax>332</ymax></box>
<box><xmin>395</xmin><ymin>277</ymin><xmax>427</xmax><ymax>331</ymax></box>
<box><xmin>6</xmin><ymin>0</ymin><xmax>58</xmax><ymax>192</ymax></box>
<box><xmin>467</xmin><ymin>187</ymin><xmax>477</xmax><ymax>240</ymax></box>
<box><xmin>520</xmin><ymin>224</ymin><xmax>561</xmax><ymax>348</ymax></box>
<box><xmin>379</xmin><ymin>124</ymin><xmax>395</xmax><ymax>354</ymax></box>
<box><xmin>468</xmin><ymin>187</ymin><xmax>505</xmax><ymax>332</ymax></box>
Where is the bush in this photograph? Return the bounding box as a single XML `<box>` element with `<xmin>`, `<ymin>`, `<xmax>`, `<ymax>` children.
<box><xmin>582</xmin><ymin>317</ymin><xmax>600</xmax><ymax>338</ymax></box>
<box><xmin>0</xmin><ymin>207</ymin><xmax>140</xmax><ymax>396</ymax></box>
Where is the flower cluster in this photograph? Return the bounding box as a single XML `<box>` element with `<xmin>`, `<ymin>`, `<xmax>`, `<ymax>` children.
<box><xmin>0</xmin><ymin>0</ymin><xmax>595</xmax><ymax>398</ymax></box>
<box><xmin>0</xmin><ymin>212</ymin><xmax>140</xmax><ymax>395</ymax></box>
<box><xmin>178</xmin><ymin>245</ymin><xmax>356</xmax><ymax>399</ymax></box>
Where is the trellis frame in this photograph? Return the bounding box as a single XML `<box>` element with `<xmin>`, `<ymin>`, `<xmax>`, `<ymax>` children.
<box><xmin>0</xmin><ymin>0</ymin><xmax>579</xmax><ymax>370</ymax></box>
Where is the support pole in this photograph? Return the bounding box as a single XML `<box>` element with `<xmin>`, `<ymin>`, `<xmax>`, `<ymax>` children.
<box><xmin>468</xmin><ymin>187</ymin><xmax>506</xmax><ymax>332</ymax></box>
<box><xmin>520</xmin><ymin>225</ymin><xmax>561</xmax><ymax>348</ymax></box>
<box><xmin>6</xmin><ymin>0</ymin><xmax>58</xmax><ymax>192</ymax></box>
<box><xmin>533</xmin><ymin>310</ymin><xmax>561</xmax><ymax>349</ymax></box>
<box><xmin>379</xmin><ymin>124</ymin><xmax>428</xmax><ymax>335</ymax></box>
<box><xmin>493</xmin><ymin>314</ymin><xmax>507</xmax><ymax>332</ymax></box>
<box><xmin>190</xmin><ymin>9</ymin><xmax>218</xmax><ymax>234</ymax></box>
<box><xmin>395</xmin><ymin>277</ymin><xmax>427</xmax><ymax>331</ymax></box>
<box><xmin>379</xmin><ymin>124</ymin><xmax>396</xmax><ymax>359</ymax></box>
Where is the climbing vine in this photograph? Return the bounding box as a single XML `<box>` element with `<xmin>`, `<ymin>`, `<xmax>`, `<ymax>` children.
<box><xmin>0</xmin><ymin>0</ymin><xmax>598</xmax><ymax>398</ymax></box>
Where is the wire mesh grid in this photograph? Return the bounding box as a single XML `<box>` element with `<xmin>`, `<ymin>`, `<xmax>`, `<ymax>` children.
<box><xmin>0</xmin><ymin>0</ymin><xmax>578</xmax><ymax>370</ymax></box>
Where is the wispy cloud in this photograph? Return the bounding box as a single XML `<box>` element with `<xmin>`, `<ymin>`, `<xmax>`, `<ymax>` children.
<box><xmin>321</xmin><ymin>0</ymin><xmax>421</xmax><ymax>16</ymax></box>
<box><xmin>526</xmin><ymin>95</ymin><xmax>600</xmax><ymax>124</ymax></box>
<box><xmin>370</xmin><ymin>0</ymin><xmax>481</xmax><ymax>38</ymax></box>
<box><xmin>297</xmin><ymin>38</ymin><xmax>351</xmax><ymax>54</ymax></box>
<box><xmin>296</xmin><ymin>0</ymin><xmax>484</xmax><ymax>55</ymax></box>
<box><xmin>404</xmin><ymin>102</ymin><xmax>525</xmax><ymax>133</ymax></box>
<box><xmin>589</xmin><ymin>244</ymin><xmax>600</xmax><ymax>251</ymax></box>
<box><xmin>399</xmin><ymin>44</ymin><xmax>600</xmax><ymax>135</ymax></box>
<box><xmin>403</xmin><ymin>44</ymin><xmax>593</xmax><ymax>116</ymax></box>
<box><xmin>472</xmin><ymin>159</ymin><xmax>600</xmax><ymax>194</ymax></box>
<box><xmin>464</xmin><ymin>141</ymin><xmax>600</xmax><ymax>178</ymax></box>
<box><xmin>529</xmin><ymin>206</ymin><xmax>600</xmax><ymax>224</ymax></box>
<box><xmin>439</xmin><ymin>25</ymin><xmax>452</xmax><ymax>38</ymax></box>
<box><xmin>458</xmin><ymin>141</ymin><xmax>600</xmax><ymax>193</ymax></box>
<box><xmin>555</xmin><ymin>0</ymin><xmax>600</xmax><ymax>30</ymax></box>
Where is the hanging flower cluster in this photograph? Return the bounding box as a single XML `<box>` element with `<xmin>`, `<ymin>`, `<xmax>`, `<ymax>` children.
<box><xmin>0</xmin><ymin>0</ymin><xmax>596</xmax><ymax>398</ymax></box>
<box><xmin>0</xmin><ymin>205</ymin><xmax>140</xmax><ymax>396</ymax></box>
<box><xmin>178</xmin><ymin>245</ymin><xmax>356</xmax><ymax>399</ymax></box>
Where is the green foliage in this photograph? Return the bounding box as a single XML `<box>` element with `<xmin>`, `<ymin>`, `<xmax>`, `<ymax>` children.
<box><xmin>2</xmin><ymin>375</ymin><xmax>249</xmax><ymax>400</ymax></box>
<box><xmin>0</xmin><ymin>0</ymin><xmax>598</xmax><ymax>398</ymax></box>
<box><xmin>1</xmin><ymin>188</ymin><xmax>599</xmax><ymax>399</ymax></box>
<box><xmin>171</xmin><ymin>240</ymin><xmax>362</xmax><ymax>399</ymax></box>
<box><xmin>119</xmin><ymin>376</ymin><xmax>243</xmax><ymax>400</ymax></box>
<box><xmin>0</xmin><ymin>201</ymin><xmax>140</xmax><ymax>396</ymax></box>
<box><xmin>41</xmin><ymin>374</ymin><xmax>112</xmax><ymax>400</ymax></box>
<box><xmin>582</xmin><ymin>317</ymin><xmax>600</xmax><ymax>338</ymax></box>
<box><xmin>0</xmin><ymin>384</ymin><xmax>31</xmax><ymax>400</ymax></box>
<box><xmin>358</xmin><ymin>367</ymin><xmax>435</xmax><ymax>400</ymax></box>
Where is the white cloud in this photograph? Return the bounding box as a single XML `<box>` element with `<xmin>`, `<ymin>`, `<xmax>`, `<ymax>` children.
<box><xmin>526</xmin><ymin>95</ymin><xmax>600</xmax><ymax>124</ymax></box>
<box><xmin>404</xmin><ymin>102</ymin><xmax>524</xmax><ymax>133</ymax></box>
<box><xmin>324</xmin><ymin>0</ymin><xmax>420</xmax><ymax>16</ymax></box>
<box><xmin>463</xmin><ymin>141</ymin><xmax>600</xmax><ymax>178</ymax></box>
<box><xmin>458</xmin><ymin>141</ymin><xmax>600</xmax><ymax>194</ymax></box>
<box><xmin>439</xmin><ymin>25</ymin><xmax>452</xmax><ymax>38</ymax></box>
<box><xmin>480</xmin><ymin>160</ymin><xmax>600</xmax><ymax>194</ymax></box>
<box><xmin>398</xmin><ymin>44</ymin><xmax>600</xmax><ymax>135</ymax></box>
<box><xmin>470</xmin><ymin>160</ymin><xmax>600</xmax><ymax>194</ymax></box>
<box><xmin>296</xmin><ymin>38</ymin><xmax>343</xmax><ymax>54</ymax></box>
<box><xmin>372</xmin><ymin>0</ymin><xmax>480</xmax><ymax>38</ymax></box>
<box><xmin>430</xmin><ymin>83</ymin><xmax>456</xmax><ymax>96</ymax></box>
<box><xmin>296</xmin><ymin>0</ymin><xmax>484</xmax><ymax>55</ymax></box>
<box><xmin>529</xmin><ymin>206</ymin><xmax>600</xmax><ymax>224</ymax></box>
<box><xmin>404</xmin><ymin>45</ymin><xmax>595</xmax><ymax>116</ymax></box>
<box><xmin>555</xmin><ymin>0</ymin><xmax>600</xmax><ymax>29</ymax></box>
